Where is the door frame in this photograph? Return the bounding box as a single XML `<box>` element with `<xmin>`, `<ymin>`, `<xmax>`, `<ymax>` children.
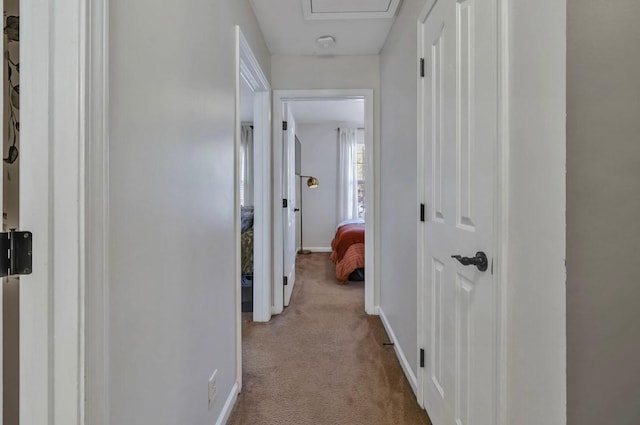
<box><xmin>20</xmin><ymin>0</ymin><xmax>93</xmax><ymax>423</ymax></box>
<box><xmin>85</xmin><ymin>0</ymin><xmax>109</xmax><ymax>423</ymax></box>
<box><xmin>272</xmin><ymin>89</ymin><xmax>378</xmax><ymax>315</ymax></box>
<box><xmin>235</xmin><ymin>27</ymin><xmax>272</xmax><ymax>325</ymax></box>
<box><xmin>416</xmin><ymin>0</ymin><xmax>509</xmax><ymax>422</ymax></box>
<box><xmin>234</xmin><ymin>25</ymin><xmax>272</xmax><ymax>389</ymax></box>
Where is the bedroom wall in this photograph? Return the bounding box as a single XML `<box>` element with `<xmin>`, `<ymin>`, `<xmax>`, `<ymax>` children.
<box><xmin>295</xmin><ymin>123</ymin><xmax>339</xmax><ymax>250</ymax></box>
<box><xmin>567</xmin><ymin>1</ymin><xmax>640</xmax><ymax>423</ymax></box>
<box><xmin>108</xmin><ymin>0</ymin><xmax>269</xmax><ymax>423</ymax></box>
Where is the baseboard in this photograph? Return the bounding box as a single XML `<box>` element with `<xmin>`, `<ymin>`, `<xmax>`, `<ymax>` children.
<box><xmin>378</xmin><ymin>307</ymin><xmax>418</xmax><ymax>397</ymax></box>
<box><xmin>215</xmin><ymin>382</ymin><xmax>239</xmax><ymax>425</ymax></box>
<box><xmin>301</xmin><ymin>247</ymin><xmax>332</xmax><ymax>253</ymax></box>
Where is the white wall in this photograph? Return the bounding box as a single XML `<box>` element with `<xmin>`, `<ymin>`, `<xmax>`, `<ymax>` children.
<box><xmin>379</xmin><ymin>0</ymin><xmax>424</xmax><ymax>380</ymax></box>
<box><xmin>108</xmin><ymin>0</ymin><xmax>269</xmax><ymax>423</ymax></box>
<box><xmin>507</xmin><ymin>0</ymin><xmax>566</xmax><ymax>424</ymax></box>
<box><xmin>567</xmin><ymin>1</ymin><xmax>640</xmax><ymax>423</ymax></box>
<box><xmin>295</xmin><ymin>123</ymin><xmax>339</xmax><ymax>250</ymax></box>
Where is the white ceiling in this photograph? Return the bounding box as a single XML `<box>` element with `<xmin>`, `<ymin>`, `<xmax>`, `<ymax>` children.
<box><xmin>289</xmin><ymin>99</ymin><xmax>364</xmax><ymax>124</ymax></box>
<box><xmin>249</xmin><ymin>0</ymin><xmax>401</xmax><ymax>55</ymax></box>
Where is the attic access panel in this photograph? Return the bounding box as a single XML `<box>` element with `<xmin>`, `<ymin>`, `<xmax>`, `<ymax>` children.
<box><xmin>302</xmin><ymin>0</ymin><xmax>402</xmax><ymax>20</ymax></box>
<box><xmin>312</xmin><ymin>0</ymin><xmax>390</xmax><ymax>13</ymax></box>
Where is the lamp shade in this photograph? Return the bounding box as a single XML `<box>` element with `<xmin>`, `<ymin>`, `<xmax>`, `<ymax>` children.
<box><xmin>306</xmin><ymin>177</ymin><xmax>319</xmax><ymax>188</ymax></box>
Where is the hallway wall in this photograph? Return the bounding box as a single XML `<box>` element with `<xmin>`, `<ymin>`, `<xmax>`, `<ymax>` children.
<box><xmin>270</xmin><ymin>56</ymin><xmax>379</xmax><ymax>169</ymax></box>
<box><xmin>379</xmin><ymin>0</ymin><xmax>424</xmax><ymax>382</ymax></box>
<box><xmin>567</xmin><ymin>1</ymin><xmax>640</xmax><ymax>423</ymax></box>
<box><xmin>507</xmin><ymin>1</ymin><xmax>567</xmax><ymax>423</ymax></box>
<box><xmin>108</xmin><ymin>1</ymin><xmax>269</xmax><ymax>423</ymax></box>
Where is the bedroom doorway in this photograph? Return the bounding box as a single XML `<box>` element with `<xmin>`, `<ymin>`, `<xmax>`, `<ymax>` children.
<box><xmin>234</xmin><ymin>26</ymin><xmax>271</xmax><ymax>388</ymax></box>
<box><xmin>272</xmin><ymin>89</ymin><xmax>377</xmax><ymax>316</ymax></box>
<box><xmin>279</xmin><ymin>100</ymin><xmax>368</xmax><ymax>309</ymax></box>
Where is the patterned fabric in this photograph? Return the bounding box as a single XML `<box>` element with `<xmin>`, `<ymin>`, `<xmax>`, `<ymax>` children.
<box><xmin>241</xmin><ymin>206</ymin><xmax>254</xmax><ymax>233</ymax></box>
<box><xmin>241</xmin><ymin>228</ymin><xmax>254</xmax><ymax>276</ymax></box>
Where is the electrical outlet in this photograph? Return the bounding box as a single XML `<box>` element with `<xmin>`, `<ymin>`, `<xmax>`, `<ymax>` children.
<box><xmin>208</xmin><ymin>370</ymin><xmax>218</xmax><ymax>410</ymax></box>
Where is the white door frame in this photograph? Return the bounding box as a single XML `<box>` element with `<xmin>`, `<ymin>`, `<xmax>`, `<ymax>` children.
<box><xmin>272</xmin><ymin>89</ymin><xmax>378</xmax><ymax>315</ymax></box>
<box><xmin>235</xmin><ymin>28</ymin><xmax>272</xmax><ymax>325</ymax></box>
<box><xmin>21</xmin><ymin>0</ymin><xmax>91</xmax><ymax>423</ymax></box>
<box><xmin>85</xmin><ymin>0</ymin><xmax>109</xmax><ymax>423</ymax></box>
<box><xmin>234</xmin><ymin>26</ymin><xmax>272</xmax><ymax>389</ymax></box>
<box><xmin>416</xmin><ymin>0</ymin><xmax>509</xmax><ymax>422</ymax></box>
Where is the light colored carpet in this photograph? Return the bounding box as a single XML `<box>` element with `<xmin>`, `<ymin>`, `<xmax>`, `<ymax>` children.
<box><xmin>228</xmin><ymin>253</ymin><xmax>432</xmax><ymax>425</ymax></box>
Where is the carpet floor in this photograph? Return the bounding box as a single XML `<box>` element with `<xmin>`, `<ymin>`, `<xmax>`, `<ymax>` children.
<box><xmin>228</xmin><ymin>253</ymin><xmax>432</xmax><ymax>425</ymax></box>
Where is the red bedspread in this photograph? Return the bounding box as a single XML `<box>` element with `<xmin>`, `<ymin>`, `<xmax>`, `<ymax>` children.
<box><xmin>330</xmin><ymin>223</ymin><xmax>365</xmax><ymax>283</ymax></box>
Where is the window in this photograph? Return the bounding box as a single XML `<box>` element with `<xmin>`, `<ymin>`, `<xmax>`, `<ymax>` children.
<box><xmin>356</xmin><ymin>143</ymin><xmax>365</xmax><ymax>219</ymax></box>
<box><xmin>239</xmin><ymin>154</ymin><xmax>246</xmax><ymax>205</ymax></box>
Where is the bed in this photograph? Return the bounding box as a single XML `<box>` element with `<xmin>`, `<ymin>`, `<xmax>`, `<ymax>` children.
<box><xmin>330</xmin><ymin>219</ymin><xmax>365</xmax><ymax>283</ymax></box>
<box><xmin>240</xmin><ymin>206</ymin><xmax>255</xmax><ymax>276</ymax></box>
<box><xmin>241</xmin><ymin>206</ymin><xmax>254</xmax><ymax>312</ymax></box>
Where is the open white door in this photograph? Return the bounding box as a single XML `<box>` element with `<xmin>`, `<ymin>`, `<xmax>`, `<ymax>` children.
<box><xmin>1</xmin><ymin>3</ymin><xmax>19</xmax><ymax>423</ymax></box>
<box><xmin>282</xmin><ymin>106</ymin><xmax>297</xmax><ymax>307</ymax></box>
<box><xmin>419</xmin><ymin>0</ymin><xmax>498</xmax><ymax>424</ymax></box>
<box><xmin>20</xmin><ymin>1</ymin><xmax>85</xmax><ymax>423</ymax></box>
<box><xmin>0</xmin><ymin>5</ymin><xmax>4</xmax><ymax>415</ymax></box>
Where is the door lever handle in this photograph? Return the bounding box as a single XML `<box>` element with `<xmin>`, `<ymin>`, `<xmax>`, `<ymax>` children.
<box><xmin>451</xmin><ymin>251</ymin><xmax>488</xmax><ymax>272</ymax></box>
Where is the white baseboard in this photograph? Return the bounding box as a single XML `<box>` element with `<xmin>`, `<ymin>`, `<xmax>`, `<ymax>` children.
<box><xmin>301</xmin><ymin>246</ymin><xmax>332</xmax><ymax>253</ymax></box>
<box><xmin>378</xmin><ymin>307</ymin><xmax>418</xmax><ymax>397</ymax></box>
<box><xmin>215</xmin><ymin>382</ymin><xmax>239</xmax><ymax>425</ymax></box>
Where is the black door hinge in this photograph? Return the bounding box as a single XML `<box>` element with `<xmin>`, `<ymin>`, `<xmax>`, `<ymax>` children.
<box><xmin>420</xmin><ymin>58</ymin><xmax>425</xmax><ymax>77</ymax></box>
<box><xmin>282</xmin><ymin>121</ymin><xmax>288</xmax><ymax>131</ymax></box>
<box><xmin>283</xmin><ymin>276</ymin><xmax>288</xmax><ymax>286</ymax></box>
<box><xmin>282</xmin><ymin>198</ymin><xmax>288</xmax><ymax>208</ymax></box>
<box><xmin>420</xmin><ymin>203</ymin><xmax>425</xmax><ymax>222</ymax></box>
<box><xmin>0</xmin><ymin>230</ymin><xmax>33</xmax><ymax>277</ymax></box>
<box><xmin>420</xmin><ymin>349</ymin><xmax>425</xmax><ymax>368</ymax></box>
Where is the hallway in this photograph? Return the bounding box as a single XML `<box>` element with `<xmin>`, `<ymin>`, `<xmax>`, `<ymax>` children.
<box><xmin>229</xmin><ymin>253</ymin><xmax>431</xmax><ymax>425</ymax></box>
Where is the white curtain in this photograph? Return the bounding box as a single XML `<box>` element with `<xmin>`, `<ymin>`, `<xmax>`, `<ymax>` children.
<box><xmin>338</xmin><ymin>127</ymin><xmax>359</xmax><ymax>221</ymax></box>
<box><xmin>240</xmin><ymin>124</ymin><xmax>254</xmax><ymax>206</ymax></box>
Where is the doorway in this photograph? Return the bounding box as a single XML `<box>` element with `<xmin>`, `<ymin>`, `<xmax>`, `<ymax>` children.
<box><xmin>234</xmin><ymin>26</ymin><xmax>271</xmax><ymax>389</ymax></box>
<box><xmin>272</xmin><ymin>90</ymin><xmax>377</xmax><ymax>316</ymax></box>
<box><xmin>290</xmin><ymin>101</ymin><xmax>367</xmax><ymax>281</ymax></box>
<box><xmin>280</xmin><ymin>99</ymin><xmax>368</xmax><ymax>308</ymax></box>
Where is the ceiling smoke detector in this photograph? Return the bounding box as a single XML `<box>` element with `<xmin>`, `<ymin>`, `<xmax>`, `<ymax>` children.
<box><xmin>316</xmin><ymin>35</ymin><xmax>336</xmax><ymax>48</ymax></box>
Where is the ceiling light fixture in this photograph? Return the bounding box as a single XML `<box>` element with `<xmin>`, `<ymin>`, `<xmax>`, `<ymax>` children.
<box><xmin>316</xmin><ymin>35</ymin><xmax>336</xmax><ymax>48</ymax></box>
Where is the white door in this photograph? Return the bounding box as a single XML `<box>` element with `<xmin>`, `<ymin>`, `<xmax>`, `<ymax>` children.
<box><xmin>282</xmin><ymin>106</ymin><xmax>297</xmax><ymax>306</ymax></box>
<box><xmin>2</xmin><ymin>2</ymin><xmax>18</xmax><ymax>422</ymax></box>
<box><xmin>420</xmin><ymin>0</ymin><xmax>498</xmax><ymax>424</ymax></box>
